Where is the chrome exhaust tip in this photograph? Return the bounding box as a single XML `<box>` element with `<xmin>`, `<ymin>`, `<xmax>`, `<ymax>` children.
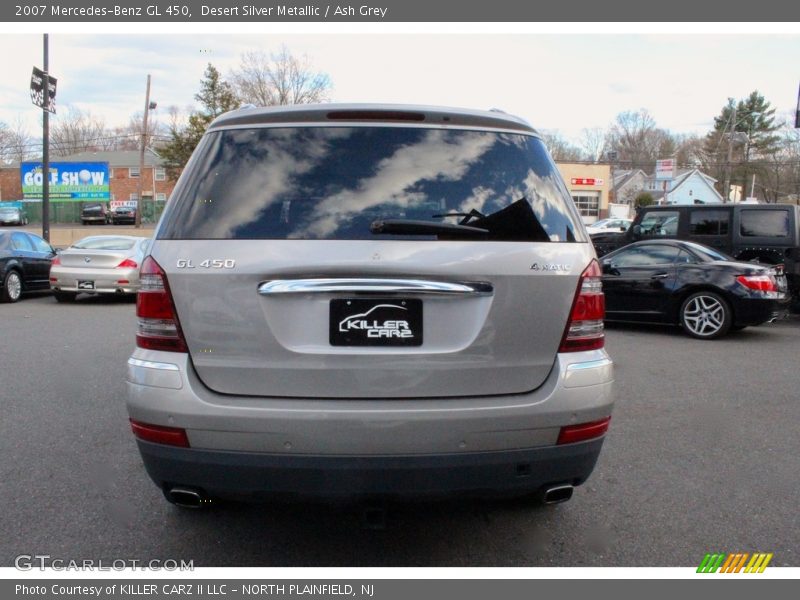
<box><xmin>166</xmin><ymin>487</ymin><xmax>207</xmax><ymax>508</ymax></box>
<box><xmin>542</xmin><ymin>484</ymin><xmax>574</xmax><ymax>505</ymax></box>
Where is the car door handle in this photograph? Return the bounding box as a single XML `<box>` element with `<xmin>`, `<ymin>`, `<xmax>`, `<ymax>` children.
<box><xmin>258</xmin><ymin>278</ymin><xmax>494</xmax><ymax>296</ymax></box>
<box><xmin>650</xmin><ymin>272</ymin><xmax>670</xmax><ymax>279</ymax></box>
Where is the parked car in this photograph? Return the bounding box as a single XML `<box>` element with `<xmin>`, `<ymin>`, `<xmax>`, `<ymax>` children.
<box><xmin>109</xmin><ymin>206</ymin><xmax>137</xmax><ymax>225</ymax></box>
<box><xmin>49</xmin><ymin>235</ymin><xmax>150</xmax><ymax>302</ymax></box>
<box><xmin>585</xmin><ymin>217</ymin><xmax>632</xmax><ymax>235</ymax></box>
<box><xmin>80</xmin><ymin>203</ymin><xmax>109</xmax><ymax>225</ymax></box>
<box><xmin>0</xmin><ymin>206</ymin><xmax>30</xmax><ymax>226</ymax></box>
<box><xmin>590</xmin><ymin>204</ymin><xmax>800</xmax><ymax>308</ymax></box>
<box><xmin>126</xmin><ymin>103</ymin><xmax>614</xmax><ymax>507</ymax></box>
<box><xmin>601</xmin><ymin>239</ymin><xmax>787</xmax><ymax>339</ymax></box>
<box><xmin>0</xmin><ymin>230</ymin><xmax>57</xmax><ymax>302</ymax></box>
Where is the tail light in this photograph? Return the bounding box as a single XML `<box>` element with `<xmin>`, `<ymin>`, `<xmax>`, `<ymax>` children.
<box><xmin>559</xmin><ymin>260</ymin><xmax>605</xmax><ymax>352</ymax></box>
<box><xmin>557</xmin><ymin>416</ymin><xmax>611</xmax><ymax>445</ymax></box>
<box><xmin>51</xmin><ymin>256</ymin><xmax>61</xmax><ymax>266</ymax></box>
<box><xmin>117</xmin><ymin>258</ymin><xmax>138</xmax><ymax>269</ymax></box>
<box><xmin>736</xmin><ymin>274</ymin><xmax>777</xmax><ymax>293</ymax></box>
<box><xmin>136</xmin><ymin>256</ymin><xmax>188</xmax><ymax>352</ymax></box>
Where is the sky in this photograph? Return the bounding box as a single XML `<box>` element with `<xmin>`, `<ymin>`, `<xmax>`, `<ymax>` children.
<box><xmin>1</xmin><ymin>32</ymin><xmax>799</xmax><ymax>150</ymax></box>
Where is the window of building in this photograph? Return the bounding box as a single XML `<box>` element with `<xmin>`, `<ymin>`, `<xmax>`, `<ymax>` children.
<box><xmin>572</xmin><ymin>194</ymin><xmax>600</xmax><ymax>218</ymax></box>
<box><xmin>129</xmin><ymin>167</ymin><xmax>140</xmax><ymax>178</ymax></box>
<box><xmin>154</xmin><ymin>167</ymin><xmax>166</xmax><ymax>181</ymax></box>
<box><xmin>689</xmin><ymin>210</ymin><xmax>730</xmax><ymax>236</ymax></box>
<box><xmin>156</xmin><ymin>193</ymin><xmax>167</xmax><ymax>202</ymax></box>
<box><xmin>130</xmin><ymin>193</ymin><xmax>139</xmax><ymax>201</ymax></box>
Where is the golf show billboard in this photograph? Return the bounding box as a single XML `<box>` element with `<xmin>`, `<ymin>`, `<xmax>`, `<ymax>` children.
<box><xmin>21</xmin><ymin>161</ymin><xmax>110</xmax><ymax>200</ymax></box>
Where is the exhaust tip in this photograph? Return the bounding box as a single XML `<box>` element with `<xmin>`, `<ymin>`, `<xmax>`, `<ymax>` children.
<box><xmin>166</xmin><ymin>487</ymin><xmax>209</xmax><ymax>509</ymax></box>
<box><xmin>543</xmin><ymin>484</ymin><xmax>574</xmax><ymax>505</ymax></box>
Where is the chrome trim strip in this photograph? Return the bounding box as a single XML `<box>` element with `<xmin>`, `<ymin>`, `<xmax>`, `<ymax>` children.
<box><xmin>127</xmin><ymin>357</ymin><xmax>180</xmax><ymax>372</ymax></box>
<box><xmin>565</xmin><ymin>358</ymin><xmax>613</xmax><ymax>372</ymax></box>
<box><xmin>258</xmin><ymin>278</ymin><xmax>494</xmax><ymax>296</ymax></box>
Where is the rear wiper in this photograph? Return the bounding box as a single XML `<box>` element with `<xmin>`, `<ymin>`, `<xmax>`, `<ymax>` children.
<box><xmin>432</xmin><ymin>209</ymin><xmax>486</xmax><ymax>225</ymax></box>
<box><xmin>370</xmin><ymin>219</ymin><xmax>489</xmax><ymax>237</ymax></box>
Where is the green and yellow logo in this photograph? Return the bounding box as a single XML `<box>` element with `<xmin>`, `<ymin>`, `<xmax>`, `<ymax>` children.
<box><xmin>697</xmin><ymin>553</ymin><xmax>773</xmax><ymax>573</ymax></box>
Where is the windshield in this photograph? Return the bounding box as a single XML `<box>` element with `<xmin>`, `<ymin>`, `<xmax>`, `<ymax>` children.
<box><xmin>159</xmin><ymin>126</ymin><xmax>583</xmax><ymax>242</ymax></box>
<box><xmin>72</xmin><ymin>237</ymin><xmax>138</xmax><ymax>250</ymax></box>
<box><xmin>0</xmin><ymin>208</ymin><xmax>19</xmax><ymax>214</ymax></box>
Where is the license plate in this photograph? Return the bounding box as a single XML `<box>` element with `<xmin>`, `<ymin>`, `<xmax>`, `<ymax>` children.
<box><xmin>330</xmin><ymin>298</ymin><xmax>422</xmax><ymax>347</ymax></box>
<box><xmin>77</xmin><ymin>280</ymin><xmax>95</xmax><ymax>290</ymax></box>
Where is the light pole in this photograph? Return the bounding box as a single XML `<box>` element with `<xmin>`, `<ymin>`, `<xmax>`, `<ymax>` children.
<box><xmin>135</xmin><ymin>75</ymin><xmax>156</xmax><ymax>228</ymax></box>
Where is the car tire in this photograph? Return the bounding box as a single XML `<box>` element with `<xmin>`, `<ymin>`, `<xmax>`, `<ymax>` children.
<box><xmin>53</xmin><ymin>291</ymin><xmax>78</xmax><ymax>303</ymax></box>
<box><xmin>1</xmin><ymin>270</ymin><xmax>23</xmax><ymax>303</ymax></box>
<box><xmin>679</xmin><ymin>291</ymin><xmax>732</xmax><ymax>340</ymax></box>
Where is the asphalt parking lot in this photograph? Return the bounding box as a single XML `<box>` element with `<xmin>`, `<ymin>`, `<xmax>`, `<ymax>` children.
<box><xmin>1</xmin><ymin>293</ymin><xmax>798</xmax><ymax>567</ymax></box>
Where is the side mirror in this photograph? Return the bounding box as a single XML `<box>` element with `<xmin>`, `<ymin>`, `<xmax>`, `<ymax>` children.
<box><xmin>631</xmin><ymin>224</ymin><xmax>641</xmax><ymax>238</ymax></box>
<box><xmin>601</xmin><ymin>259</ymin><xmax>612</xmax><ymax>274</ymax></box>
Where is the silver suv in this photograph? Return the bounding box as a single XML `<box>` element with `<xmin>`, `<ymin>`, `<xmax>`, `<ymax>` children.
<box><xmin>126</xmin><ymin>104</ymin><xmax>614</xmax><ymax>507</ymax></box>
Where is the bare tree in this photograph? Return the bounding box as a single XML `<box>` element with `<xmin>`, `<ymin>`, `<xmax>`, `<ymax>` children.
<box><xmin>50</xmin><ymin>106</ymin><xmax>108</xmax><ymax>156</ymax></box>
<box><xmin>0</xmin><ymin>117</ymin><xmax>36</xmax><ymax>163</ymax></box>
<box><xmin>231</xmin><ymin>46</ymin><xmax>332</xmax><ymax>106</ymax></box>
<box><xmin>540</xmin><ymin>131</ymin><xmax>584</xmax><ymax>162</ymax></box>
<box><xmin>605</xmin><ymin>109</ymin><xmax>674</xmax><ymax>171</ymax></box>
<box><xmin>579</xmin><ymin>127</ymin><xmax>607</xmax><ymax>163</ymax></box>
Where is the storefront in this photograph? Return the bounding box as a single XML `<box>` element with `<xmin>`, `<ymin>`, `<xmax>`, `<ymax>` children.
<box><xmin>555</xmin><ymin>163</ymin><xmax>612</xmax><ymax>224</ymax></box>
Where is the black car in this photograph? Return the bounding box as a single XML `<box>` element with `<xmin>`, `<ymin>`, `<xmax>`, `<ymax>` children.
<box><xmin>591</xmin><ymin>204</ymin><xmax>800</xmax><ymax>307</ymax></box>
<box><xmin>0</xmin><ymin>230</ymin><xmax>58</xmax><ymax>302</ymax></box>
<box><xmin>601</xmin><ymin>239</ymin><xmax>787</xmax><ymax>339</ymax></box>
<box><xmin>109</xmin><ymin>206</ymin><xmax>137</xmax><ymax>225</ymax></box>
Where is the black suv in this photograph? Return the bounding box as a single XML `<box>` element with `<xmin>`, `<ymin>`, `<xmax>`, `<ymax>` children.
<box><xmin>591</xmin><ymin>204</ymin><xmax>800</xmax><ymax>304</ymax></box>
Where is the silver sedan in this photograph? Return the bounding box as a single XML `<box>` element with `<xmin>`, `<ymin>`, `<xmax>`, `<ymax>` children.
<box><xmin>49</xmin><ymin>235</ymin><xmax>150</xmax><ymax>302</ymax></box>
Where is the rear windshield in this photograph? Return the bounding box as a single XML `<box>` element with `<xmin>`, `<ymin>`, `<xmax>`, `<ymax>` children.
<box><xmin>72</xmin><ymin>237</ymin><xmax>137</xmax><ymax>250</ymax></box>
<box><xmin>159</xmin><ymin>126</ymin><xmax>583</xmax><ymax>242</ymax></box>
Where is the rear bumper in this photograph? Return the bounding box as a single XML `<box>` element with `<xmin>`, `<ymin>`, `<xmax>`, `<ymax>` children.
<box><xmin>731</xmin><ymin>296</ymin><xmax>787</xmax><ymax>326</ymax></box>
<box><xmin>137</xmin><ymin>437</ymin><xmax>606</xmax><ymax>501</ymax></box>
<box><xmin>126</xmin><ymin>349</ymin><xmax>613</xmax><ymax>499</ymax></box>
<box><xmin>50</xmin><ymin>266</ymin><xmax>139</xmax><ymax>294</ymax></box>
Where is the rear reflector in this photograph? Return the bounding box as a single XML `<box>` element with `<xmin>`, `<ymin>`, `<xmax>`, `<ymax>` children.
<box><xmin>559</xmin><ymin>260</ymin><xmax>605</xmax><ymax>352</ymax></box>
<box><xmin>557</xmin><ymin>417</ymin><xmax>611</xmax><ymax>445</ymax></box>
<box><xmin>129</xmin><ymin>419</ymin><xmax>190</xmax><ymax>447</ymax></box>
<box><xmin>136</xmin><ymin>256</ymin><xmax>188</xmax><ymax>352</ymax></box>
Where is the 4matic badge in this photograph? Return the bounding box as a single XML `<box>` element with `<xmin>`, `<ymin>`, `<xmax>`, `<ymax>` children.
<box><xmin>530</xmin><ymin>263</ymin><xmax>571</xmax><ymax>272</ymax></box>
<box><xmin>338</xmin><ymin>304</ymin><xmax>413</xmax><ymax>339</ymax></box>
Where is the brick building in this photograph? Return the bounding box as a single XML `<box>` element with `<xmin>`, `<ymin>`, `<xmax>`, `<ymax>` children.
<box><xmin>0</xmin><ymin>149</ymin><xmax>181</xmax><ymax>222</ymax></box>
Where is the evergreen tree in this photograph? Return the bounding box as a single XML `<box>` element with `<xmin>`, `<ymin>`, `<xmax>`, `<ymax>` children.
<box><xmin>704</xmin><ymin>91</ymin><xmax>782</xmax><ymax>200</ymax></box>
<box><xmin>160</xmin><ymin>64</ymin><xmax>239</xmax><ymax>173</ymax></box>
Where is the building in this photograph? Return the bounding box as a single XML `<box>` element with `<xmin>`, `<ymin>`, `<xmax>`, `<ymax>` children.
<box><xmin>643</xmin><ymin>168</ymin><xmax>723</xmax><ymax>205</ymax></box>
<box><xmin>555</xmin><ymin>162</ymin><xmax>612</xmax><ymax>223</ymax></box>
<box><xmin>0</xmin><ymin>149</ymin><xmax>181</xmax><ymax>222</ymax></box>
<box><xmin>612</xmin><ymin>169</ymin><xmax>648</xmax><ymax>205</ymax></box>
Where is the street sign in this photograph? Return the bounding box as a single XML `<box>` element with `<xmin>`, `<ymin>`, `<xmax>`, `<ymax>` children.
<box><xmin>30</xmin><ymin>66</ymin><xmax>57</xmax><ymax>113</ymax></box>
<box><xmin>655</xmin><ymin>159</ymin><xmax>675</xmax><ymax>180</ymax></box>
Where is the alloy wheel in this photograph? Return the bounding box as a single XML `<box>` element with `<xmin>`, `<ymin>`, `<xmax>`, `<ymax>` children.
<box><xmin>6</xmin><ymin>271</ymin><xmax>22</xmax><ymax>301</ymax></box>
<box><xmin>682</xmin><ymin>294</ymin><xmax>725</xmax><ymax>337</ymax></box>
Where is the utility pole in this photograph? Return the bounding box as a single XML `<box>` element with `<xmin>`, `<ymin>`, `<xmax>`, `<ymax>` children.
<box><xmin>42</xmin><ymin>34</ymin><xmax>50</xmax><ymax>242</ymax></box>
<box><xmin>723</xmin><ymin>104</ymin><xmax>737</xmax><ymax>204</ymax></box>
<box><xmin>135</xmin><ymin>74</ymin><xmax>151</xmax><ymax>229</ymax></box>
